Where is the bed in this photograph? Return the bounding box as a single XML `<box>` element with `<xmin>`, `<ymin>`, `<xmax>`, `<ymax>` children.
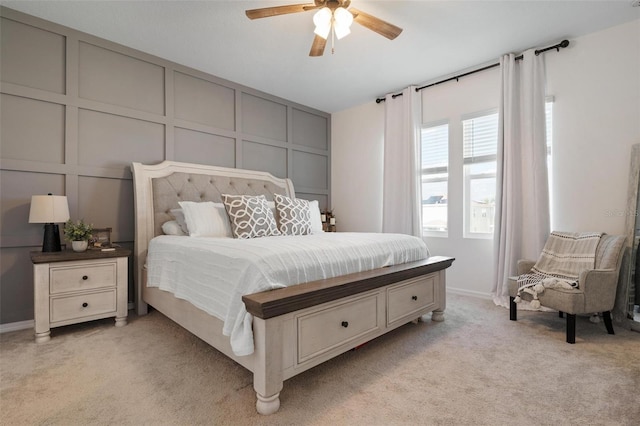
<box><xmin>131</xmin><ymin>160</ymin><xmax>454</xmax><ymax>415</ymax></box>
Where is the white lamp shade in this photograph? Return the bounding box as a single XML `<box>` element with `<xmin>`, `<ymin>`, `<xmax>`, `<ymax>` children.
<box><xmin>333</xmin><ymin>7</ymin><xmax>353</xmax><ymax>40</ymax></box>
<box><xmin>313</xmin><ymin>7</ymin><xmax>332</xmax><ymax>39</ymax></box>
<box><xmin>29</xmin><ymin>195</ymin><xmax>70</xmax><ymax>223</ymax></box>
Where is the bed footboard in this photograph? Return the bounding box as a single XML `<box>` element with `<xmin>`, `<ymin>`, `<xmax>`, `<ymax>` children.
<box><xmin>244</xmin><ymin>256</ymin><xmax>453</xmax><ymax>414</ymax></box>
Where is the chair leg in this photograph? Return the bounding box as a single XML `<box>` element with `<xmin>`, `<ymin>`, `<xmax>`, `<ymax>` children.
<box><xmin>509</xmin><ymin>297</ymin><xmax>517</xmax><ymax>321</ymax></box>
<box><xmin>559</xmin><ymin>311</ymin><xmax>564</xmax><ymax>318</ymax></box>
<box><xmin>603</xmin><ymin>311</ymin><xmax>615</xmax><ymax>335</ymax></box>
<box><xmin>566</xmin><ymin>314</ymin><xmax>576</xmax><ymax>344</ymax></box>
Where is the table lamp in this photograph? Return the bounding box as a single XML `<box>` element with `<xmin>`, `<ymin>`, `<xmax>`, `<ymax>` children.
<box><xmin>29</xmin><ymin>194</ymin><xmax>70</xmax><ymax>252</ymax></box>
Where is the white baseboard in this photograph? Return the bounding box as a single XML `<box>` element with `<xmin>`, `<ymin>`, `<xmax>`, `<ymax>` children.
<box><xmin>447</xmin><ymin>287</ymin><xmax>492</xmax><ymax>300</ymax></box>
<box><xmin>0</xmin><ymin>319</ymin><xmax>34</xmax><ymax>334</ymax></box>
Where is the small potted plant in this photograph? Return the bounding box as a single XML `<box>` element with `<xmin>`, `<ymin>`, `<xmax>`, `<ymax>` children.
<box><xmin>64</xmin><ymin>219</ymin><xmax>93</xmax><ymax>252</ymax></box>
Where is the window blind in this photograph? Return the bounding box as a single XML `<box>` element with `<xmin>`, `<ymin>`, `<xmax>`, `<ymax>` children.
<box><xmin>421</xmin><ymin>124</ymin><xmax>448</xmax><ymax>172</ymax></box>
<box><xmin>463</xmin><ymin>113</ymin><xmax>498</xmax><ymax>164</ymax></box>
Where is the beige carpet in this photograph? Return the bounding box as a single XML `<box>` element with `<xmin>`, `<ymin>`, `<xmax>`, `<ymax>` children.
<box><xmin>1</xmin><ymin>293</ymin><xmax>639</xmax><ymax>426</ymax></box>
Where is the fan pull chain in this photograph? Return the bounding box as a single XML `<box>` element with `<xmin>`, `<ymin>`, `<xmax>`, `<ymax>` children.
<box><xmin>331</xmin><ymin>23</ymin><xmax>335</xmax><ymax>54</ymax></box>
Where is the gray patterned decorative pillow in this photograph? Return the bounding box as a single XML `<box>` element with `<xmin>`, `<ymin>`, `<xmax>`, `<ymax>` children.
<box><xmin>222</xmin><ymin>194</ymin><xmax>281</xmax><ymax>239</ymax></box>
<box><xmin>274</xmin><ymin>194</ymin><xmax>312</xmax><ymax>236</ymax></box>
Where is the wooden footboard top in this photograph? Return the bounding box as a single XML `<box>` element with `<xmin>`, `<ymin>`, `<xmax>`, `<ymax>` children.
<box><xmin>243</xmin><ymin>256</ymin><xmax>454</xmax><ymax>319</ymax></box>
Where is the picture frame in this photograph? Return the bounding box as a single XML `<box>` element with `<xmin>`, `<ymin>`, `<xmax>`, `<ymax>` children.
<box><xmin>90</xmin><ymin>227</ymin><xmax>112</xmax><ymax>248</ymax></box>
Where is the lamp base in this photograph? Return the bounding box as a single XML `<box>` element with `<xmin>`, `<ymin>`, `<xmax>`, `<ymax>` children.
<box><xmin>42</xmin><ymin>223</ymin><xmax>62</xmax><ymax>252</ymax></box>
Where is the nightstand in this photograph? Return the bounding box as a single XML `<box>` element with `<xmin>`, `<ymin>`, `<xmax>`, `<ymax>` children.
<box><xmin>31</xmin><ymin>248</ymin><xmax>131</xmax><ymax>343</ymax></box>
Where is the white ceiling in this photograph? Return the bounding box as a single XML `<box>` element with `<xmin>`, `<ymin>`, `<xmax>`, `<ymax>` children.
<box><xmin>2</xmin><ymin>1</ymin><xmax>639</xmax><ymax>113</ymax></box>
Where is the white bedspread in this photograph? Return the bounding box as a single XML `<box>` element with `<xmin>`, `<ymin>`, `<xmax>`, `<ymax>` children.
<box><xmin>146</xmin><ymin>232</ymin><xmax>429</xmax><ymax>356</ymax></box>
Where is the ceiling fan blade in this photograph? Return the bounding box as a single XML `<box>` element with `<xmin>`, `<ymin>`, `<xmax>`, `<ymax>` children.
<box><xmin>309</xmin><ymin>35</ymin><xmax>327</xmax><ymax>57</ymax></box>
<box><xmin>349</xmin><ymin>8</ymin><xmax>403</xmax><ymax>40</ymax></box>
<box><xmin>246</xmin><ymin>4</ymin><xmax>316</xmax><ymax>20</ymax></box>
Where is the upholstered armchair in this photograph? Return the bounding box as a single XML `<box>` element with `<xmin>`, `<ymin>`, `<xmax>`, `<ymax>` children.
<box><xmin>508</xmin><ymin>234</ymin><xmax>626</xmax><ymax>343</ymax></box>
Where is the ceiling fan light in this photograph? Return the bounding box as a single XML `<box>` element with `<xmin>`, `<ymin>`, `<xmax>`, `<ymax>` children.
<box><xmin>314</xmin><ymin>23</ymin><xmax>331</xmax><ymax>39</ymax></box>
<box><xmin>313</xmin><ymin>7</ymin><xmax>332</xmax><ymax>27</ymax></box>
<box><xmin>333</xmin><ymin>7</ymin><xmax>353</xmax><ymax>28</ymax></box>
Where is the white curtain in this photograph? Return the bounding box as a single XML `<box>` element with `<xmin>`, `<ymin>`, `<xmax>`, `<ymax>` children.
<box><xmin>382</xmin><ymin>86</ymin><xmax>422</xmax><ymax>237</ymax></box>
<box><xmin>493</xmin><ymin>50</ymin><xmax>550</xmax><ymax>308</ymax></box>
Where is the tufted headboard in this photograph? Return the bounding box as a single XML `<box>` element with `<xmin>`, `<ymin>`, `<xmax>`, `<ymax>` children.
<box><xmin>151</xmin><ymin>172</ymin><xmax>290</xmax><ymax>237</ymax></box>
<box><xmin>131</xmin><ymin>161</ymin><xmax>295</xmax><ymax>314</ymax></box>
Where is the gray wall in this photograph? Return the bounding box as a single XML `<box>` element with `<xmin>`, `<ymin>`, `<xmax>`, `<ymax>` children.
<box><xmin>0</xmin><ymin>7</ymin><xmax>331</xmax><ymax>325</ymax></box>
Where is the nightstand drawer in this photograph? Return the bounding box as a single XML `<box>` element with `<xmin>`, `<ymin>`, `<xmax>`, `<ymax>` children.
<box><xmin>297</xmin><ymin>293</ymin><xmax>380</xmax><ymax>364</ymax></box>
<box><xmin>387</xmin><ymin>275</ymin><xmax>436</xmax><ymax>326</ymax></box>
<box><xmin>50</xmin><ymin>290</ymin><xmax>117</xmax><ymax>323</ymax></box>
<box><xmin>50</xmin><ymin>263</ymin><xmax>116</xmax><ymax>294</ymax></box>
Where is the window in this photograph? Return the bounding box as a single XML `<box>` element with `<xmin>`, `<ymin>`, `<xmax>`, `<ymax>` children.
<box><xmin>463</xmin><ymin>111</ymin><xmax>499</xmax><ymax>237</ymax></box>
<box><xmin>420</xmin><ymin>122</ymin><xmax>449</xmax><ymax>234</ymax></box>
<box><xmin>462</xmin><ymin>101</ymin><xmax>554</xmax><ymax>237</ymax></box>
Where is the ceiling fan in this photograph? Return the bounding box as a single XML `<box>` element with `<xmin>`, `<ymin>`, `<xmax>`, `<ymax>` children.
<box><xmin>245</xmin><ymin>0</ymin><xmax>403</xmax><ymax>56</ymax></box>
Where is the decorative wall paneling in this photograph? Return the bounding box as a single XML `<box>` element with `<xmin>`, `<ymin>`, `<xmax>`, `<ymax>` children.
<box><xmin>0</xmin><ymin>7</ymin><xmax>331</xmax><ymax>324</ymax></box>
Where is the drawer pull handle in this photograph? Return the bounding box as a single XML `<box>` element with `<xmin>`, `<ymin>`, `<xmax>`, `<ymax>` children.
<box><xmin>82</xmin><ymin>302</ymin><xmax>88</xmax><ymax>308</ymax></box>
<box><xmin>82</xmin><ymin>276</ymin><xmax>88</xmax><ymax>280</ymax></box>
<box><xmin>412</xmin><ymin>295</ymin><xmax>418</xmax><ymax>301</ymax></box>
<box><xmin>341</xmin><ymin>321</ymin><xmax>349</xmax><ymax>328</ymax></box>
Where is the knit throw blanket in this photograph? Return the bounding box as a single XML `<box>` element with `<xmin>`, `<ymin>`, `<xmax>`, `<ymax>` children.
<box><xmin>515</xmin><ymin>231</ymin><xmax>602</xmax><ymax>308</ymax></box>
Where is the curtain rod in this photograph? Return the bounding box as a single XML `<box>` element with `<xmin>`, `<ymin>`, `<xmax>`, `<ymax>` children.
<box><xmin>375</xmin><ymin>39</ymin><xmax>570</xmax><ymax>103</ymax></box>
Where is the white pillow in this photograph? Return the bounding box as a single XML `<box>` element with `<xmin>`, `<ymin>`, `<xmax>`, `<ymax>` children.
<box><xmin>178</xmin><ymin>201</ymin><xmax>233</xmax><ymax>238</ymax></box>
<box><xmin>161</xmin><ymin>220</ymin><xmax>186</xmax><ymax>236</ymax></box>
<box><xmin>308</xmin><ymin>200</ymin><xmax>324</xmax><ymax>234</ymax></box>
